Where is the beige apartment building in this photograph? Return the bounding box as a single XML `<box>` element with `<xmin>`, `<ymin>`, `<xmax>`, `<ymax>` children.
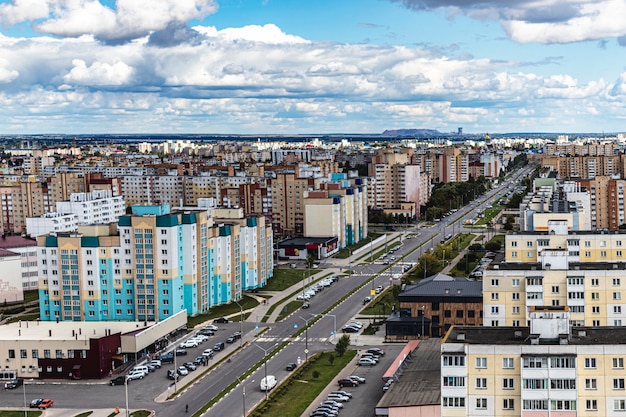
<box><xmin>544</xmin><ymin>142</ymin><xmax>619</xmax><ymax>157</ymax></box>
<box><xmin>484</xmin><ymin>220</ymin><xmax>626</xmax><ymax>328</ymax></box>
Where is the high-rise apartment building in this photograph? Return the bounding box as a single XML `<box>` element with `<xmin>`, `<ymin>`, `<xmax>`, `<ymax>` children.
<box><xmin>442</xmin><ymin>307</ymin><xmax>626</xmax><ymax>417</ymax></box>
<box><xmin>37</xmin><ymin>205</ymin><xmax>273</xmax><ymax>322</ymax></box>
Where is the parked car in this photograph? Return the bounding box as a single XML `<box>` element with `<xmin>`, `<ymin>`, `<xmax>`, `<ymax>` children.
<box><xmin>30</xmin><ymin>399</ymin><xmax>43</xmax><ymax>408</ymax></box>
<box><xmin>348</xmin><ymin>375</ymin><xmax>366</xmax><ymax>384</ymax></box>
<box><xmin>199</xmin><ymin>329</ymin><xmax>215</xmax><ymax>336</ymax></box>
<box><xmin>203</xmin><ymin>324</ymin><xmax>219</xmax><ymax>331</ymax></box>
<box><xmin>159</xmin><ymin>353</ymin><xmax>174</xmax><ymax>363</ymax></box>
<box><xmin>321</xmin><ymin>400</ymin><xmax>344</xmax><ymax>409</ymax></box>
<box><xmin>260</xmin><ymin>375</ymin><xmax>277</xmax><ymax>391</ymax></box>
<box><xmin>193</xmin><ymin>355</ymin><xmax>205</xmax><ymax>365</ymax></box>
<box><xmin>213</xmin><ymin>342</ymin><xmax>225</xmax><ymax>351</ymax></box>
<box><xmin>5</xmin><ymin>378</ymin><xmax>23</xmax><ymax>389</ymax></box>
<box><xmin>338</xmin><ymin>378</ymin><xmax>358</xmax><ymax>387</ymax></box>
<box><xmin>213</xmin><ymin>317</ymin><xmax>229</xmax><ymax>324</ymax></box>
<box><xmin>326</xmin><ymin>394</ymin><xmax>350</xmax><ymax>402</ymax></box>
<box><xmin>110</xmin><ymin>376</ymin><xmax>127</xmax><ymax>386</ymax></box>
<box><xmin>149</xmin><ymin>359</ymin><xmax>162</xmax><ymax>368</ymax></box>
<box><xmin>342</xmin><ymin>326</ymin><xmax>360</xmax><ymax>333</ymax></box>
<box><xmin>363</xmin><ymin>296</ymin><xmax>372</xmax><ymax>305</ymax></box>
<box><xmin>175</xmin><ymin>349</ymin><xmax>188</xmax><ymax>356</ymax></box>
<box><xmin>226</xmin><ymin>335</ymin><xmax>236</xmax><ymax>344</ymax></box>
<box><xmin>38</xmin><ymin>399</ymin><xmax>54</xmax><ymax>409</ymax></box>
<box><xmin>367</xmin><ymin>348</ymin><xmax>385</xmax><ymax>356</ymax></box>
<box><xmin>177</xmin><ymin>366</ymin><xmax>189</xmax><ymax>376</ymax></box>
<box><xmin>302</xmin><ymin>302</ymin><xmax>310</xmax><ymax>309</ymax></box>
<box><xmin>286</xmin><ymin>362</ymin><xmax>297</xmax><ymax>371</ymax></box>
<box><xmin>357</xmin><ymin>357</ymin><xmax>377</xmax><ymax>366</ymax></box>
<box><xmin>180</xmin><ymin>339</ymin><xmax>199</xmax><ymax>349</ymax></box>
<box><xmin>329</xmin><ymin>390</ymin><xmax>353</xmax><ymax>398</ymax></box>
<box><xmin>167</xmin><ymin>369</ymin><xmax>179</xmax><ymax>381</ymax></box>
<box><xmin>184</xmin><ymin>362</ymin><xmax>197</xmax><ymax>371</ymax></box>
<box><xmin>127</xmin><ymin>370</ymin><xmax>147</xmax><ymax>380</ymax></box>
<box><xmin>203</xmin><ymin>348</ymin><xmax>215</xmax><ymax>357</ymax></box>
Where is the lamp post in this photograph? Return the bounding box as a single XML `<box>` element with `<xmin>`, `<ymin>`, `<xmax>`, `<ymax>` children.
<box><xmin>234</xmin><ymin>299</ymin><xmax>244</xmax><ymax>347</ymax></box>
<box><xmin>421</xmin><ymin>305</ymin><xmax>425</xmax><ymax>339</ymax></box>
<box><xmin>299</xmin><ymin>316</ymin><xmax>311</xmax><ymax>361</ymax></box>
<box><xmin>125</xmin><ymin>376</ymin><xmax>130</xmax><ymax>417</ymax></box>
<box><xmin>348</xmin><ymin>248</ymin><xmax>352</xmax><ymax>270</ymax></box>
<box><xmin>235</xmin><ymin>375</ymin><xmax>246</xmax><ymax>417</ymax></box>
<box><xmin>253</xmin><ymin>342</ymin><xmax>278</xmax><ymax>400</ymax></box>
<box><xmin>368</xmin><ymin>236</ymin><xmax>373</xmax><ymax>263</ymax></box>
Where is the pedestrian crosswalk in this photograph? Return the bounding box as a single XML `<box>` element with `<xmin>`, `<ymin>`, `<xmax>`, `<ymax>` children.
<box><xmin>255</xmin><ymin>336</ymin><xmax>334</xmax><ymax>343</ymax></box>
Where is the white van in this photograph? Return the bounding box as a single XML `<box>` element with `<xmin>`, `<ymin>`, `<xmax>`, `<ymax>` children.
<box><xmin>132</xmin><ymin>365</ymin><xmax>149</xmax><ymax>375</ymax></box>
<box><xmin>260</xmin><ymin>375</ymin><xmax>277</xmax><ymax>391</ymax></box>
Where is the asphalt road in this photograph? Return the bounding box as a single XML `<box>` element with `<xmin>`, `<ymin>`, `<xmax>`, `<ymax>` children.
<box><xmin>0</xmin><ymin>166</ymin><xmax>532</xmax><ymax>416</ymax></box>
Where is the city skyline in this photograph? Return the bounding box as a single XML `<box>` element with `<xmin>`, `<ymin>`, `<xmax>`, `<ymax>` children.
<box><xmin>0</xmin><ymin>0</ymin><xmax>625</xmax><ymax>135</ymax></box>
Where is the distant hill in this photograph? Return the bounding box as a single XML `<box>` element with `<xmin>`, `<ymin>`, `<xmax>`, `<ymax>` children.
<box><xmin>381</xmin><ymin>129</ymin><xmax>442</xmax><ymax>137</ymax></box>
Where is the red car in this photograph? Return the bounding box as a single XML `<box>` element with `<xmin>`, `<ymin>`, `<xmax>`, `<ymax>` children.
<box><xmin>338</xmin><ymin>378</ymin><xmax>358</xmax><ymax>387</ymax></box>
<box><xmin>38</xmin><ymin>399</ymin><xmax>54</xmax><ymax>409</ymax></box>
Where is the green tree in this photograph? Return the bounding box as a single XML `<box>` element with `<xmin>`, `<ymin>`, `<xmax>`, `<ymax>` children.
<box><xmin>415</xmin><ymin>252</ymin><xmax>442</xmax><ymax>279</ymax></box>
<box><xmin>504</xmin><ymin>215</ymin><xmax>515</xmax><ymax>231</ymax></box>
<box><xmin>335</xmin><ymin>334</ymin><xmax>350</xmax><ymax>356</ymax></box>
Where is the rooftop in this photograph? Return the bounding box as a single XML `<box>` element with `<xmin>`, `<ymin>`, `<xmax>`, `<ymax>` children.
<box><xmin>0</xmin><ymin>320</ymin><xmax>156</xmax><ymax>342</ymax></box>
<box><xmin>400</xmin><ymin>273</ymin><xmax>482</xmax><ymax>298</ymax></box>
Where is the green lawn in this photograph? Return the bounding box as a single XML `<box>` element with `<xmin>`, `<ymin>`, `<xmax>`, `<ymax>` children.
<box><xmin>0</xmin><ymin>412</ymin><xmax>42</xmax><ymax>417</ymax></box>
<box><xmin>276</xmin><ymin>300</ymin><xmax>304</xmax><ymax>321</ymax></box>
<box><xmin>360</xmin><ymin>289</ymin><xmax>397</xmax><ymax>316</ymax></box>
<box><xmin>264</xmin><ymin>269</ymin><xmax>320</xmax><ymax>291</ymax></box>
<box><xmin>249</xmin><ymin>350</ymin><xmax>357</xmax><ymax>417</ymax></box>
<box><xmin>187</xmin><ymin>295</ymin><xmax>259</xmax><ymax>328</ymax></box>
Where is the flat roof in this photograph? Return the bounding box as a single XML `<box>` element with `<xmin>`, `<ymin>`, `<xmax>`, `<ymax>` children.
<box><xmin>444</xmin><ymin>325</ymin><xmax>626</xmax><ymax>345</ymax></box>
<box><xmin>0</xmin><ymin>320</ymin><xmax>156</xmax><ymax>342</ymax></box>
<box><xmin>376</xmin><ymin>338</ymin><xmax>441</xmax><ymax>408</ymax></box>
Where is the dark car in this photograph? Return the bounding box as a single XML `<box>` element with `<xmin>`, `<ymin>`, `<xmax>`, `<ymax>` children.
<box><xmin>193</xmin><ymin>355</ymin><xmax>205</xmax><ymax>365</ymax></box>
<box><xmin>341</xmin><ymin>326</ymin><xmax>359</xmax><ymax>333</ymax></box>
<box><xmin>367</xmin><ymin>348</ymin><xmax>385</xmax><ymax>356</ymax></box>
<box><xmin>226</xmin><ymin>335</ymin><xmax>235</xmax><ymax>344</ymax></box>
<box><xmin>213</xmin><ymin>317</ymin><xmax>229</xmax><ymax>324</ymax></box>
<box><xmin>286</xmin><ymin>362</ymin><xmax>297</xmax><ymax>371</ymax></box>
<box><xmin>338</xmin><ymin>378</ymin><xmax>359</xmax><ymax>387</ymax></box>
<box><xmin>5</xmin><ymin>378</ymin><xmax>23</xmax><ymax>389</ymax></box>
<box><xmin>110</xmin><ymin>376</ymin><xmax>127</xmax><ymax>386</ymax></box>
<box><xmin>302</xmin><ymin>302</ymin><xmax>310</xmax><ymax>309</ymax></box>
<box><xmin>159</xmin><ymin>353</ymin><xmax>174</xmax><ymax>364</ymax></box>
<box><xmin>213</xmin><ymin>342</ymin><xmax>225</xmax><ymax>351</ymax></box>
<box><xmin>363</xmin><ymin>296</ymin><xmax>372</xmax><ymax>305</ymax></box>
<box><xmin>167</xmin><ymin>369</ymin><xmax>179</xmax><ymax>381</ymax></box>
<box><xmin>175</xmin><ymin>349</ymin><xmax>188</xmax><ymax>356</ymax></box>
<box><xmin>30</xmin><ymin>399</ymin><xmax>43</xmax><ymax>408</ymax></box>
<box><xmin>199</xmin><ymin>329</ymin><xmax>215</xmax><ymax>336</ymax></box>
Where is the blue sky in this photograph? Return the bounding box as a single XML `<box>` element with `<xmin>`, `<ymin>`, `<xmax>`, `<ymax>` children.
<box><xmin>0</xmin><ymin>0</ymin><xmax>625</xmax><ymax>135</ymax></box>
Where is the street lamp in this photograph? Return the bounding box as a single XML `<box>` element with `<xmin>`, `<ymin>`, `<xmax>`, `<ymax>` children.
<box><xmin>253</xmin><ymin>342</ymin><xmax>278</xmax><ymax>400</ymax></box>
<box><xmin>299</xmin><ymin>316</ymin><xmax>312</xmax><ymax>361</ymax></box>
<box><xmin>125</xmin><ymin>376</ymin><xmax>130</xmax><ymax>417</ymax></box>
<box><xmin>421</xmin><ymin>305</ymin><xmax>425</xmax><ymax>339</ymax></box>
<box><xmin>234</xmin><ymin>299</ymin><xmax>244</xmax><ymax>347</ymax></box>
<box><xmin>348</xmin><ymin>248</ymin><xmax>352</xmax><ymax>270</ymax></box>
<box><xmin>235</xmin><ymin>374</ymin><xmax>246</xmax><ymax>417</ymax></box>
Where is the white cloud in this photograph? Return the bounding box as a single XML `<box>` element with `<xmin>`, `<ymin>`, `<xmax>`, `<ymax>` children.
<box><xmin>0</xmin><ymin>0</ymin><xmax>51</xmax><ymax>26</ymax></box>
<box><xmin>64</xmin><ymin>59</ymin><xmax>135</xmax><ymax>85</ymax></box>
<box><xmin>194</xmin><ymin>24</ymin><xmax>309</xmax><ymax>44</ymax></box>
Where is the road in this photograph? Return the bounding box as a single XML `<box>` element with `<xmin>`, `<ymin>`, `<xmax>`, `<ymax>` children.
<box><xmin>0</xmin><ymin>166</ymin><xmax>533</xmax><ymax>416</ymax></box>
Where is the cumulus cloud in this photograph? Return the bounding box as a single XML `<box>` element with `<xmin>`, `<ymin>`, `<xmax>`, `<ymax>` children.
<box><xmin>64</xmin><ymin>59</ymin><xmax>135</xmax><ymax>86</ymax></box>
<box><xmin>389</xmin><ymin>0</ymin><xmax>626</xmax><ymax>44</ymax></box>
<box><xmin>1</xmin><ymin>0</ymin><xmax>218</xmax><ymax>44</ymax></box>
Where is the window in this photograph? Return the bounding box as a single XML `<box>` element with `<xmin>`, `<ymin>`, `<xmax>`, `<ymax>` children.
<box><xmin>585</xmin><ymin>378</ymin><xmax>597</xmax><ymax>389</ymax></box>
<box><xmin>8</xmin><ymin>349</ymin><xmax>15</xmax><ymax>358</ymax></box>
<box><xmin>476</xmin><ymin>378</ymin><xmax>487</xmax><ymax>389</ymax></box>
<box><xmin>511</xmin><ymin>251</ymin><xmax>517</xmax><ymax>257</ymax></box>
<box><xmin>55</xmin><ymin>349</ymin><xmax>63</xmax><ymax>358</ymax></box>
<box><xmin>44</xmin><ymin>349</ymin><xmax>50</xmax><ymax>359</ymax></box>
<box><xmin>503</xmin><ymin>378</ymin><xmax>514</xmax><ymax>389</ymax></box>
<box><xmin>512</xmin><ymin>306</ymin><xmax>520</xmax><ymax>314</ymax></box>
<box><xmin>523</xmin><ymin>357</ymin><xmax>547</xmax><ymax>368</ymax></box>
<box><xmin>31</xmin><ymin>349</ymin><xmax>38</xmax><ymax>359</ymax></box>
<box><xmin>475</xmin><ymin>357</ymin><xmax>487</xmax><ymax>368</ymax></box>
<box><xmin>592</xmin><ymin>306</ymin><xmax>600</xmax><ymax>313</ymax></box>
<box><xmin>614</xmin><ymin>292</ymin><xmax>622</xmax><ymax>300</ymax></box>
<box><xmin>550</xmin><ymin>379</ymin><xmax>576</xmax><ymax>389</ymax></box>
<box><xmin>585</xmin><ymin>357</ymin><xmax>597</xmax><ymax>369</ymax></box>
<box><xmin>512</xmin><ymin>293</ymin><xmax>520</xmax><ymax>300</ymax></box>
<box><xmin>552</xmin><ymin>285</ymin><xmax>559</xmax><ymax>293</ymax></box>
<box><xmin>551</xmin><ymin>400</ymin><xmax>576</xmax><ymax>411</ymax></box>
<box><xmin>550</xmin><ymin>356</ymin><xmax>576</xmax><ymax>368</ymax></box>
<box><xmin>523</xmin><ymin>400</ymin><xmax>548</xmax><ymax>410</ymax></box>
<box><xmin>586</xmin><ymin>400</ymin><xmax>598</xmax><ymax>411</ymax></box>
<box><xmin>591</xmin><ymin>278</ymin><xmax>599</xmax><ymax>286</ymax></box>
<box><xmin>491</xmin><ymin>293</ymin><xmax>499</xmax><ymax>301</ymax></box>
<box><xmin>443</xmin><ymin>355</ymin><xmax>465</xmax><ymax>367</ymax></box>
<box><xmin>491</xmin><ymin>306</ymin><xmax>499</xmax><ymax>314</ymax></box>
<box><xmin>503</xmin><ymin>399</ymin><xmax>515</xmax><ymax>410</ymax></box>
<box><xmin>502</xmin><ymin>358</ymin><xmax>514</xmax><ymax>369</ymax></box>
<box><xmin>20</xmin><ymin>349</ymin><xmax>27</xmax><ymax>359</ymax></box>
<box><xmin>615</xmin><ymin>400</ymin><xmax>626</xmax><ymax>411</ymax></box>
<box><xmin>614</xmin><ymin>378</ymin><xmax>625</xmax><ymax>390</ymax></box>
<box><xmin>442</xmin><ymin>376</ymin><xmax>465</xmax><ymax>387</ymax></box>
<box><xmin>511</xmin><ymin>241</ymin><xmax>518</xmax><ymax>247</ymax></box>
<box><xmin>491</xmin><ymin>279</ymin><xmax>499</xmax><ymax>287</ymax></box>
<box><xmin>443</xmin><ymin>397</ymin><xmax>465</xmax><ymax>408</ymax></box>
<box><xmin>614</xmin><ymin>278</ymin><xmax>621</xmax><ymax>286</ymax></box>
<box><xmin>476</xmin><ymin>398</ymin><xmax>487</xmax><ymax>409</ymax></box>
<box><xmin>592</xmin><ymin>292</ymin><xmax>600</xmax><ymax>301</ymax></box>
<box><xmin>512</xmin><ymin>279</ymin><xmax>520</xmax><ymax>287</ymax></box>
<box><xmin>614</xmin><ymin>358</ymin><xmax>624</xmax><ymax>369</ymax></box>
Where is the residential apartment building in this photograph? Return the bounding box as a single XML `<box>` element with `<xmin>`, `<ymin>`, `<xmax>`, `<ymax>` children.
<box><xmin>37</xmin><ymin>205</ymin><xmax>273</xmax><ymax>322</ymax></box>
<box><xmin>442</xmin><ymin>307</ymin><xmax>626</xmax><ymax>417</ymax></box>
<box><xmin>483</xmin><ymin>220</ymin><xmax>626</xmax><ymax>328</ymax></box>
<box><xmin>544</xmin><ymin>142</ymin><xmax>619</xmax><ymax>157</ymax></box>
<box><xmin>0</xmin><ymin>235</ymin><xmax>39</xmax><ymax>290</ymax></box>
<box><xmin>541</xmin><ymin>154</ymin><xmax>623</xmax><ymax>179</ymax></box>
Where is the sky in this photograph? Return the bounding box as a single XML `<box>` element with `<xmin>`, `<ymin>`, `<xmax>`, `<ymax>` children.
<box><xmin>1</xmin><ymin>0</ymin><xmax>626</xmax><ymax>135</ymax></box>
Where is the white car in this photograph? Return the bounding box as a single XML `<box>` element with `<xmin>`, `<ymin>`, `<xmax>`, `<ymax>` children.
<box><xmin>358</xmin><ymin>357</ymin><xmax>377</xmax><ymax>366</ymax></box>
<box><xmin>194</xmin><ymin>334</ymin><xmax>209</xmax><ymax>342</ymax></box>
<box><xmin>127</xmin><ymin>370</ymin><xmax>147</xmax><ymax>380</ymax></box>
<box><xmin>177</xmin><ymin>366</ymin><xmax>189</xmax><ymax>376</ymax></box>
<box><xmin>203</xmin><ymin>324</ymin><xmax>219</xmax><ymax>331</ymax></box>
<box><xmin>180</xmin><ymin>340</ymin><xmax>199</xmax><ymax>349</ymax></box>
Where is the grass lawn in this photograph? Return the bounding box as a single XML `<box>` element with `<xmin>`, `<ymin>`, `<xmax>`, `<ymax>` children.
<box><xmin>249</xmin><ymin>350</ymin><xmax>357</xmax><ymax>417</ymax></box>
<box><xmin>333</xmin><ymin>233</ymin><xmax>382</xmax><ymax>259</ymax></box>
<box><xmin>24</xmin><ymin>290</ymin><xmax>39</xmax><ymax>303</ymax></box>
<box><xmin>474</xmin><ymin>205</ymin><xmax>503</xmax><ymax>225</ymax></box>
<box><xmin>276</xmin><ymin>300</ymin><xmax>304</xmax><ymax>321</ymax></box>
<box><xmin>360</xmin><ymin>289</ymin><xmax>397</xmax><ymax>316</ymax></box>
<box><xmin>74</xmin><ymin>413</ymin><xmax>93</xmax><ymax>417</ymax></box>
<box><xmin>187</xmin><ymin>295</ymin><xmax>259</xmax><ymax>328</ymax></box>
<box><xmin>264</xmin><ymin>269</ymin><xmax>320</xmax><ymax>292</ymax></box>
<box><xmin>0</xmin><ymin>412</ymin><xmax>42</xmax><ymax>417</ymax></box>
